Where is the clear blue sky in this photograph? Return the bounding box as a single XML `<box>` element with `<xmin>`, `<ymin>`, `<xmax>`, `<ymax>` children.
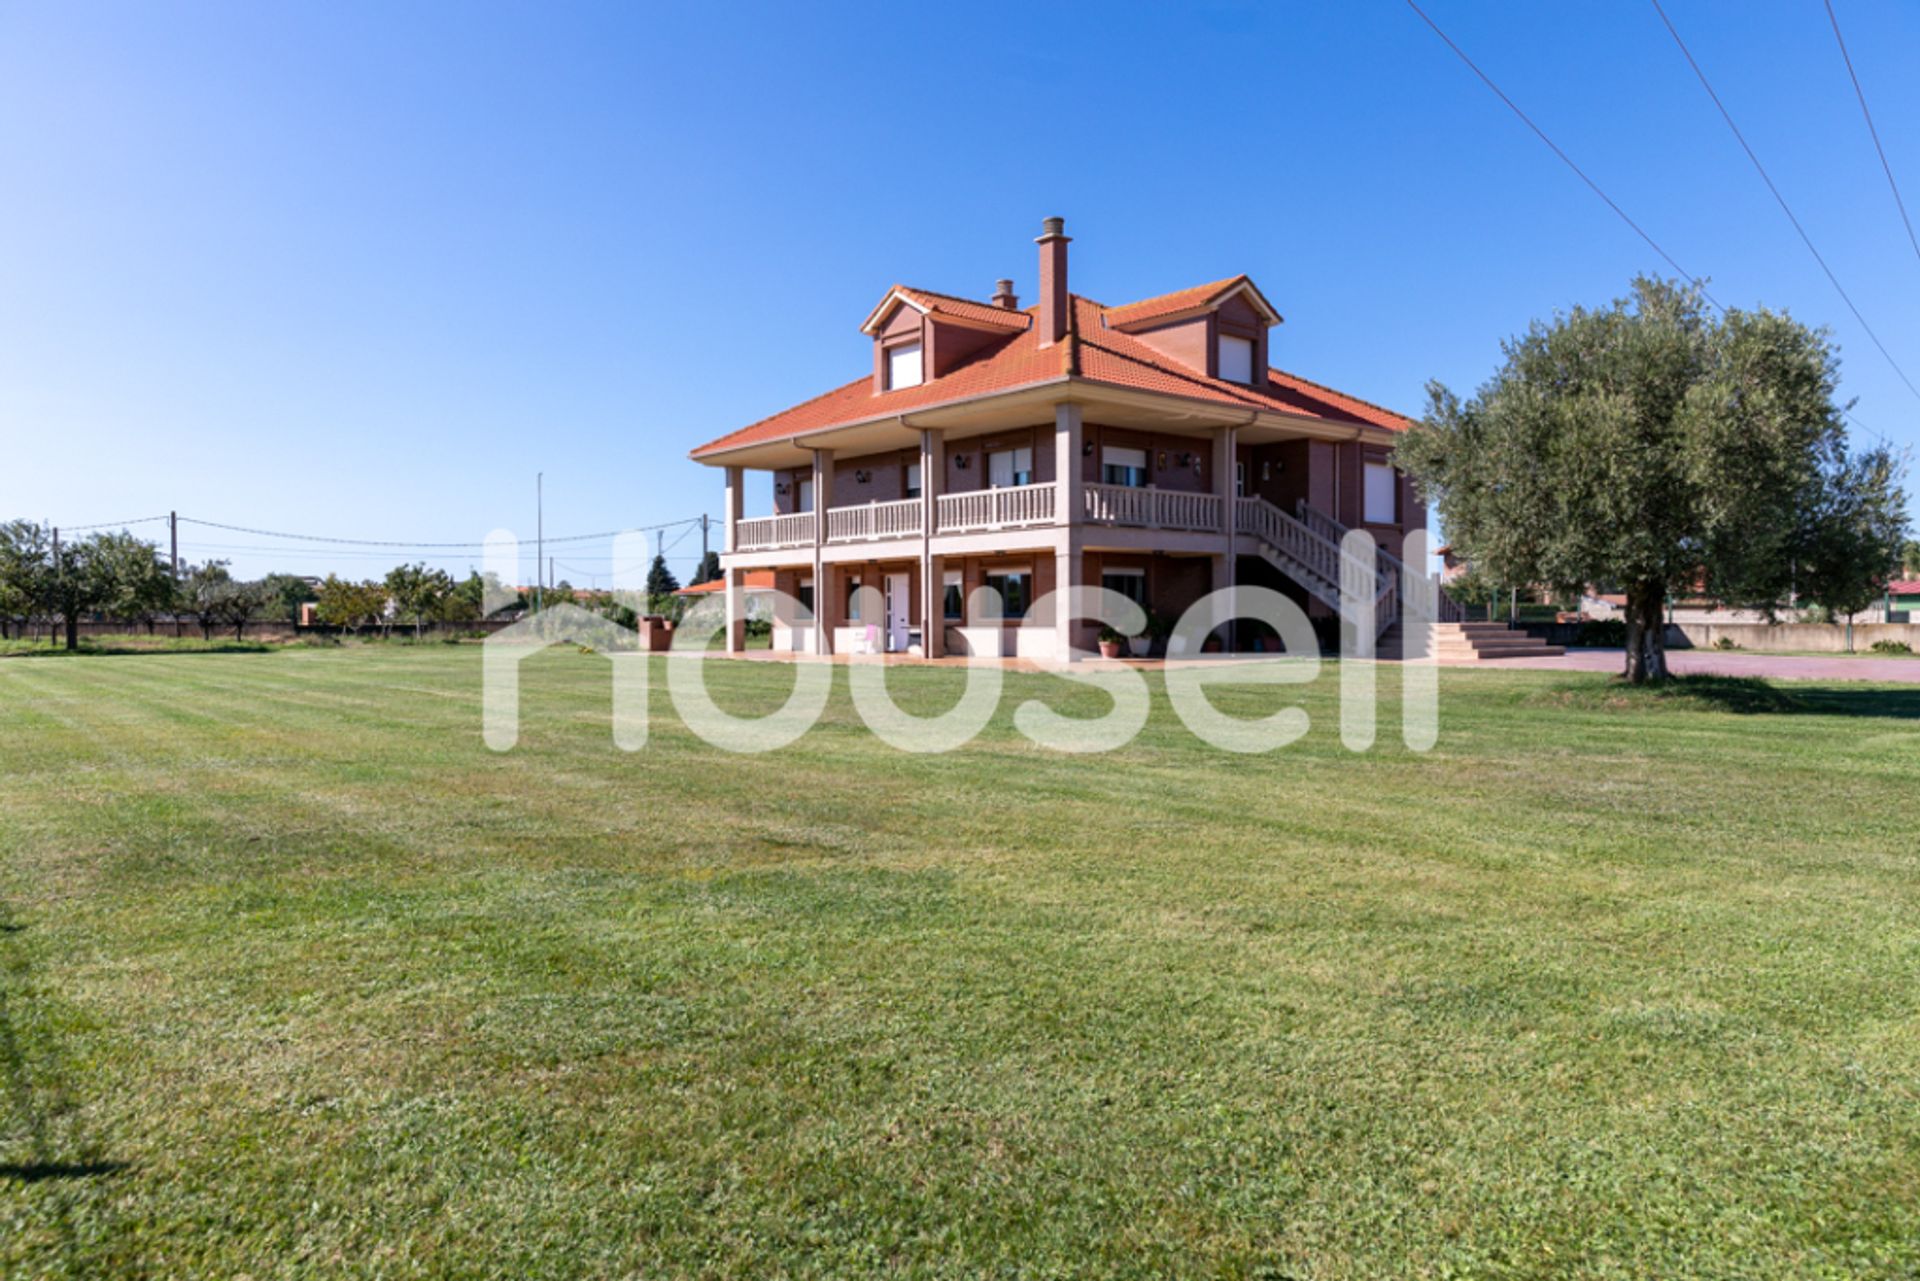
<box><xmin>4</xmin><ymin>0</ymin><xmax>1916</xmax><ymax>584</ymax></box>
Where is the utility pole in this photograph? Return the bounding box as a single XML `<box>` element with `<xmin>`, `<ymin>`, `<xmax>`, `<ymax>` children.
<box><xmin>535</xmin><ymin>472</ymin><xmax>544</xmax><ymax>612</ymax></box>
<box><xmin>700</xmin><ymin>513</ymin><xmax>709</xmax><ymax>570</ymax></box>
<box><xmin>169</xmin><ymin>511</ymin><xmax>179</xmax><ymax>578</ymax></box>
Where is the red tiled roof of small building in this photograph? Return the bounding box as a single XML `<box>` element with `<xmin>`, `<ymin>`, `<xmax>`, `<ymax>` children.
<box><xmin>677</xmin><ymin>570</ymin><xmax>776</xmax><ymax>596</ymax></box>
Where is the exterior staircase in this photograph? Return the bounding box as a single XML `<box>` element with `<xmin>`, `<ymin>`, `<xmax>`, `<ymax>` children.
<box><xmin>1234</xmin><ymin>496</ymin><xmax>1398</xmax><ymax>645</ymax></box>
<box><xmin>1420</xmin><ymin>620</ymin><xmax>1564</xmax><ymax>662</ymax></box>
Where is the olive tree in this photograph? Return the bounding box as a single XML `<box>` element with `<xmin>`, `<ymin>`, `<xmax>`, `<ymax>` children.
<box><xmin>1396</xmin><ymin>277</ymin><xmax>1908</xmax><ymax>682</ymax></box>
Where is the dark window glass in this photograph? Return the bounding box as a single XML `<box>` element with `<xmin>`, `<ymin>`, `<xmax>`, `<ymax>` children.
<box><xmin>983</xmin><ymin>572</ymin><xmax>1029</xmax><ymax>620</ymax></box>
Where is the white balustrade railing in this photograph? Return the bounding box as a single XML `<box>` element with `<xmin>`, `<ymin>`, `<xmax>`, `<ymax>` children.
<box><xmin>1080</xmin><ymin>483</ymin><xmax>1223</xmax><ymax>531</ymax></box>
<box><xmin>733</xmin><ymin>511</ymin><xmax>816</xmax><ymax>552</ymax></box>
<box><xmin>935</xmin><ymin>482</ymin><xmax>1055</xmax><ymax>534</ymax></box>
<box><xmin>826</xmin><ymin>498</ymin><xmax>922</xmax><ymax>543</ymax></box>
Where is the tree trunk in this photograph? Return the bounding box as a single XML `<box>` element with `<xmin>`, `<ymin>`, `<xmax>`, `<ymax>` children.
<box><xmin>64</xmin><ymin>613</ymin><xmax>78</xmax><ymax>652</ymax></box>
<box><xmin>1622</xmin><ymin>582</ymin><xmax>1668</xmax><ymax>684</ymax></box>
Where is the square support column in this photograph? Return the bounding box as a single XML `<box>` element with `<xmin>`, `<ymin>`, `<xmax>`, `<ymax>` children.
<box><xmin>1214</xmin><ymin>424</ymin><xmax>1238</xmax><ymax>649</ymax></box>
<box><xmin>919</xmin><ymin>428</ymin><xmax>944</xmax><ymax>658</ymax></box>
<box><xmin>723</xmin><ymin>466</ymin><xmax>745</xmax><ymax>555</ymax></box>
<box><xmin>1053</xmin><ymin>528</ymin><xmax>1083</xmax><ymax>664</ymax></box>
<box><xmin>1053</xmin><ymin>402</ymin><xmax>1083</xmax><ymax>529</ymax></box>
<box><xmin>724</xmin><ymin>565</ymin><xmax>745</xmax><ymax>653</ymax></box>
<box><xmin>811</xmin><ymin>448</ymin><xmax>832</xmax><ymax>655</ymax></box>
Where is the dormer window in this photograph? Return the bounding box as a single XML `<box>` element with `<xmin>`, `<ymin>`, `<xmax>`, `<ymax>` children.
<box><xmin>1218</xmin><ymin>334</ymin><xmax>1254</xmax><ymax>384</ymax></box>
<box><xmin>886</xmin><ymin>342</ymin><xmax>923</xmax><ymax>390</ymax></box>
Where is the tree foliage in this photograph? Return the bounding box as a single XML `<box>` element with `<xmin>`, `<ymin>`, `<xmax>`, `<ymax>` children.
<box><xmin>383</xmin><ymin>562</ymin><xmax>455</xmax><ymax>638</ymax></box>
<box><xmin>1395</xmin><ymin>278</ymin><xmax>1909</xmax><ymax>681</ymax></box>
<box><xmin>314</xmin><ymin>575</ymin><xmax>386</xmax><ymax>634</ymax></box>
<box><xmin>645</xmin><ymin>555</ymin><xmax>679</xmax><ymax>598</ymax></box>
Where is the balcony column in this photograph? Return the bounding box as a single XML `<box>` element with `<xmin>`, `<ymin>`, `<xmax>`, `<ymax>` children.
<box><xmin>811</xmin><ymin>448</ymin><xmax>832</xmax><ymax>655</ymax></box>
<box><xmin>723</xmin><ymin>465</ymin><xmax>744</xmax><ymax>555</ymax></box>
<box><xmin>1214</xmin><ymin>424</ymin><xmax>1238</xmax><ymax>650</ymax></box>
<box><xmin>920</xmin><ymin>428</ymin><xmax>945</xmax><ymax>658</ymax></box>
<box><xmin>1053</xmin><ymin>403</ymin><xmax>1084</xmax><ymax>662</ymax></box>
<box><xmin>724</xmin><ymin>565</ymin><xmax>745</xmax><ymax>654</ymax></box>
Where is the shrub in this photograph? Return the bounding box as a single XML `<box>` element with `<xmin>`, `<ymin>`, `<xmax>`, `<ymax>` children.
<box><xmin>1714</xmin><ymin>636</ymin><xmax>1741</xmax><ymax>650</ymax></box>
<box><xmin>1573</xmin><ymin>618</ymin><xmax>1627</xmax><ymax>647</ymax></box>
<box><xmin>1869</xmin><ymin>638</ymin><xmax>1913</xmax><ymax>655</ymax></box>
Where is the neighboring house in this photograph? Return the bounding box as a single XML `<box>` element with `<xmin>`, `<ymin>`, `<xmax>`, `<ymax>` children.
<box><xmin>677</xmin><ymin>571</ymin><xmax>778</xmax><ymax>626</ymax></box>
<box><xmin>689</xmin><ymin>217</ymin><xmax>1423</xmax><ymax>659</ymax></box>
<box><xmin>1888</xmin><ymin>579</ymin><xmax>1920</xmax><ymax>622</ymax></box>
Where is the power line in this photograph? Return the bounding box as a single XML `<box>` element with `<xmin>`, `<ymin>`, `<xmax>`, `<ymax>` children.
<box><xmin>1649</xmin><ymin>0</ymin><xmax>1920</xmax><ymax>405</ymax></box>
<box><xmin>174</xmin><ymin>514</ymin><xmax>705</xmax><ymax>549</ymax></box>
<box><xmin>55</xmin><ymin>514</ymin><xmax>168</xmax><ymax>533</ymax></box>
<box><xmin>1403</xmin><ymin>0</ymin><xmax>1901</xmax><ymax>455</ymax></box>
<box><xmin>1402</xmin><ymin>0</ymin><xmax>1720</xmax><ymax>309</ymax></box>
<box><xmin>1823</xmin><ymin>0</ymin><xmax>1920</xmax><ymax>267</ymax></box>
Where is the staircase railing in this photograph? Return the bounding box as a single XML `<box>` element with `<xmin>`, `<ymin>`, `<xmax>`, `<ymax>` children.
<box><xmin>1295</xmin><ymin>501</ymin><xmax>1465</xmax><ymax>627</ymax></box>
<box><xmin>1234</xmin><ymin>497</ymin><xmax>1398</xmax><ymax>641</ymax></box>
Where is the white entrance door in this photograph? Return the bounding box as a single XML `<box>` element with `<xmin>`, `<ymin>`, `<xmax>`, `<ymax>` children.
<box><xmin>884</xmin><ymin>573</ymin><xmax>910</xmax><ymax>652</ymax></box>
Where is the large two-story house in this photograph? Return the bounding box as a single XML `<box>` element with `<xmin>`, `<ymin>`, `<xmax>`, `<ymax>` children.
<box><xmin>690</xmin><ymin>218</ymin><xmax>1424</xmax><ymax>660</ymax></box>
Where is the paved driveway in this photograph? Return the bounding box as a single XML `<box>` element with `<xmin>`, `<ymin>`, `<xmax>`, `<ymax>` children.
<box><xmin>1478</xmin><ymin>647</ymin><xmax>1920</xmax><ymax>683</ymax></box>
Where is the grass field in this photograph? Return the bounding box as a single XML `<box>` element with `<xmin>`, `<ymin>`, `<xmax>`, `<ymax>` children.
<box><xmin>1</xmin><ymin>646</ymin><xmax>1917</xmax><ymax>1278</ymax></box>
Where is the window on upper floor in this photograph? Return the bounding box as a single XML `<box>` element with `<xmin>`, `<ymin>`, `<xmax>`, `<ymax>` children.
<box><xmin>905</xmin><ymin>462</ymin><xmax>922</xmax><ymax>500</ymax></box>
<box><xmin>1102</xmin><ymin>446</ymin><xmax>1148</xmax><ymax>488</ymax></box>
<box><xmin>1364</xmin><ymin>461</ymin><xmax>1398</xmax><ymax>525</ymax></box>
<box><xmin>796</xmin><ymin>478</ymin><xmax>814</xmax><ymax>513</ymax></box>
<box><xmin>988</xmin><ymin>446</ymin><xmax>1033</xmax><ymax>488</ymax></box>
<box><xmin>1218</xmin><ymin>334</ymin><xmax>1254</xmax><ymax>384</ymax></box>
<box><xmin>886</xmin><ymin>342</ymin><xmax>923</xmax><ymax>390</ymax></box>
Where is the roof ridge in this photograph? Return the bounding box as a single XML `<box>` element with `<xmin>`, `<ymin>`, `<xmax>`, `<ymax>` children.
<box><xmin>1103</xmin><ymin>274</ymin><xmax>1248</xmax><ymax>321</ymax></box>
<box><xmin>898</xmin><ymin>284</ymin><xmax>1030</xmax><ymax>327</ymax></box>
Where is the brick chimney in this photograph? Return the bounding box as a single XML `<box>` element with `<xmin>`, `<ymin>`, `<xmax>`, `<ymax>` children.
<box><xmin>991</xmin><ymin>278</ymin><xmax>1019</xmax><ymax>310</ymax></box>
<box><xmin>1035</xmin><ymin>217</ymin><xmax>1069</xmax><ymax>346</ymax></box>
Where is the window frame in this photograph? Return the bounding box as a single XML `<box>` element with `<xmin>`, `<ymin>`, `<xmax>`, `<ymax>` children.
<box><xmin>1218</xmin><ymin>333</ymin><xmax>1255</xmax><ymax>384</ymax></box>
<box><xmin>1101</xmin><ymin>567</ymin><xmax>1148</xmax><ymax>611</ymax></box>
<box><xmin>982</xmin><ymin>569</ymin><xmax>1031</xmax><ymax>620</ymax></box>
<box><xmin>987</xmin><ymin>446</ymin><xmax>1034</xmax><ymax>489</ymax></box>
<box><xmin>1363</xmin><ymin>459</ymin><xmax>1399</xmax><ymax>525</ymax></box>
<box><xmin>1101</xmin><ymin>445</ymin><xmax>1149</xmax><ymax>489</ymax></box>
<box><xmin>886</xmin><ymin>341</ymin><xmax>923</xmax><ymax>391</ymax></box>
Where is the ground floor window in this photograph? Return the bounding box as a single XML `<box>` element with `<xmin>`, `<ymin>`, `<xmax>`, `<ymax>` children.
<box><xmin>943</xmin><ymin>570</ymin><xmax>963</xmax><ymax>620</ymax></box>
<box><xmin>1102</xmin><ymin>568</ymin><xmax>1147</xmax><ymax>610</ymax></box>
<box><xmin>983</xmin><ymin>570</ymin><xmax>1030</xmax><ymax>620</ymax></box>
<box><xmin>845</xmin><ymin>575</ymin><xmax>862</xmax><ymax>622</ymax></box>
<box><xmin>797</xmin><ymin>578</ymin><xmax>813</xmax><ymax>616</ymax></box>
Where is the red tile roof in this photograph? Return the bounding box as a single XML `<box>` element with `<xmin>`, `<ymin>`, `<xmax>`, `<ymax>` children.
<box><xmin>882</xmin><ymin>285</ymin><xmax>1030</xmax><ymax>332</ymax></box>
<box><xmin>692</xmin><ymin>288</ymin><xmax>1410</xmax><ymax>459</ymax></box>
<box><xmin>1101</xmin><ymin>275</ymin><xmax>1278</xmax><ymax>328</ymax></box>
<box><xmin>1887</xmin><ymin>579</ymin><xmax>1920</xmax><ymax>596</ymax></box>
<box><xmin>677</xmin><ymin>570</ymin><xmax>776</xmax><ymax>596</ymax></box>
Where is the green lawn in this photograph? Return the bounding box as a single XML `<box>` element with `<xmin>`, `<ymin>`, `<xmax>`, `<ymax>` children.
<box><xmin>1</xmin><ymin>647</ymin><xmax>1917</xmax><ymax>1278</ymax></box>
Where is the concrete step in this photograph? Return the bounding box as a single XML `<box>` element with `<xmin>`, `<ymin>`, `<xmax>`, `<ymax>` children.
<box><xmin>1396</xmin><ymin>620</ymin><xmax>1563</xmax><ymax>661</ymax></box>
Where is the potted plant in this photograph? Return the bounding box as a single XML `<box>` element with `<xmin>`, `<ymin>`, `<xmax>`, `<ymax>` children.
<box><xmin>1129</xmin><ymin>609</ymin><xmax>1161</xmax><ymax>658</ymax></box>
<box><xmin>1097</xmin><ymin>622</ymin><xmax>1125</xmax><ymax>659</ymax></box>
